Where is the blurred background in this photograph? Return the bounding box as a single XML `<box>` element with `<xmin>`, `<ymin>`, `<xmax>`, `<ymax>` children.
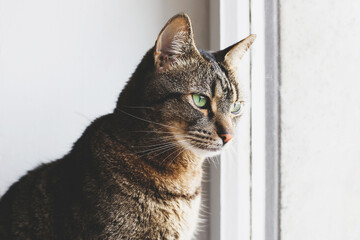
<box><xmin>0</xmin><ymin>0</ymin><xmax>359</xmax><ymax>240</ymax></box>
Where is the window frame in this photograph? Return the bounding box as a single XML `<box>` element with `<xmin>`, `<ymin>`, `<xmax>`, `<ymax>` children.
<box><xmin>207</xmin><ymin>0</ymin><xmax>280</xmax><ymax>239</ymax></box>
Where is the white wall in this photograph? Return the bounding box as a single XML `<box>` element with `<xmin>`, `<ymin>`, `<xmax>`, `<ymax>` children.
<box><xmin>0</xmin><ymin>0</ymin><xmax>209</xmax><ymax>198</ymax></box>
<box><xmin>280</xmin><ymin>0</ymin><xmax>360</xmax><ymax>239</ymax></box>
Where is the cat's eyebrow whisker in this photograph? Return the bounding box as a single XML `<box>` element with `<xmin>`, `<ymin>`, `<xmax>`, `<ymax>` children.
<box><xmin>117</xmin><ymin>109</ymin><xmax>185</xmax><ymax>131</ymax></box>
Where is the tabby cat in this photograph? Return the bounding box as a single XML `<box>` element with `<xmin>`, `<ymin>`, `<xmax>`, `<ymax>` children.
<box><xmin>0</xmin><ymin>13</ymin><xmax>255</xmax><ymax>240</ymax></box>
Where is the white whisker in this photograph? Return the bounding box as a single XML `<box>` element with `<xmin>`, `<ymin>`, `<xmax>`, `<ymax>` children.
<box><xmin>117</xmin><ymin>109</ymin><xmax>185</xmax><ymax>131</ymax></box>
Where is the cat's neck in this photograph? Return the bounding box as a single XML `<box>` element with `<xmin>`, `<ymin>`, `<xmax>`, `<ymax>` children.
<box><xmin>91</xmin><ymin>115</ymin><xmax>205</xmax><ymax>197</ymax></box>
<box><xmin>139</xmin><ymin>149</ymin><xmax>204</xmax><ymax>196</ymax></box>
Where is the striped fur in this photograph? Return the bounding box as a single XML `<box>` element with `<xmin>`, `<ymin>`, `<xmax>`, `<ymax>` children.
<box><xmin>0</xmin><ymin>13</ymin><xmax>254</xmax><ymax>239</ymax></box>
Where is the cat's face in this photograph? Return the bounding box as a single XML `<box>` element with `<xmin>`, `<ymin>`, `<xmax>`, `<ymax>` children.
<box><xmin>117</xmin><ymin>14</ymin><xmax>255</xmax><ymax>158</ymax></box>
<box><xmin>144</xmin><ymin>54</ymin><xmax>244</xmax><ymax>158</ymax></box>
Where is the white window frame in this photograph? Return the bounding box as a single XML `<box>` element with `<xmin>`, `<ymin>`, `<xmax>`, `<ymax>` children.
<box><xmin>207</xmin><ymin>0</ymin><xmax>280</xmax><ymax>240</ymax></box>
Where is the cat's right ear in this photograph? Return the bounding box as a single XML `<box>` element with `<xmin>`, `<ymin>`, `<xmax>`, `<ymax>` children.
<box><xmin>154</xmin><ymin>13</ymin><xmax>197</xmax><ymax>72</ymax></box>
<box><xmin>215</xmin><ymin>35</ymin><xmax>256</xmax><ymax>71</ymax></box>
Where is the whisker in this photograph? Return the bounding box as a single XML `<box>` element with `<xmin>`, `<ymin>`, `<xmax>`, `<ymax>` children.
<box><xmin>135</xmin><ymin>138</ymin><xmax>189</xmax><ymax>149</ymax></box>
<box><xmin>144</xmin><ymin>145</ymin><xmax>181</xmax><ymax>159</ymax></box>
<box><xmin>160</xmin><ymin>147</ymin><xmax>185</xmax><ymax>166</ymax></box>
<box><xmin>134</xmin><ymin>141</ymin><xmax>178</xmax><ymax>148</ymax></box>
<box><xmin>130</xmin><ymin>130</ymin><xmax>186</xmax><ymax>135</ymax></box>
<box><xmin>135</xmin><ymin>139</ymin><xmax>188</xmax><ymax>155</ymax></box>
<box><xmin>144</xmin><ymin>134</ymin><xmax>191</xmax><ymax>141</ymax></box>
<box><xmin>168</xmin><ymin>146</ymin><xmax>190</xmax><ymax>166</ymax></box>
<box><xmin>135</xmin><ymin>144</ymin><xmax>177</xmax><ymax>154</ymax></box>
<box><xmin>139</xmin><ymin>145</ymin><xmax>179</xmax><ymax>157</ymax></box>
<box><xmin>122</xmin><ymin>105</ymin><xmax>153</xmax><ymax>109</ymax></box>
<box><xmin>142</xmin><ymin>137</ymin><xmax>179</xmax><ymax>144</ymax></box>
<box><xmin>117</xmin><ymin>109</ymin><xmax>184</xmax><ymax>131</ymax></box>
<box><xmin>144</xmin><ymin>135</ymin><xmax>176</xmax><ymax>141</ymax></box>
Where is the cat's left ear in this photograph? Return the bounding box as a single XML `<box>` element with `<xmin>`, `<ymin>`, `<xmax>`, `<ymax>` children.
<box><xmin>216</xmin><ymin>34</ymin><xmax>256</xmax><ymax>71</ymax></box>
<box><xmin>154</xmin><ymin>13</ymin><xmax>198</xmax><ymax>72</ymax></box>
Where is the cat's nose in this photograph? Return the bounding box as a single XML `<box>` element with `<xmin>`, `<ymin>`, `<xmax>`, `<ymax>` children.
<box><xmin>219</xmin><ymin>133</ymin><xmax>233</xmax><ymax>145</ymax></box>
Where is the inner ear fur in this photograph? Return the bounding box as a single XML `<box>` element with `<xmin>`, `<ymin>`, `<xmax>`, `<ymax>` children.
<box><xmin>215</xmin><ymin>34</ymin><xmax>256</xmax><ymax>71</ymax></box>
<box><xmin>154</xmin><ymin>13</ymin><xmax>198</xmax><ymax>71</ymax></box>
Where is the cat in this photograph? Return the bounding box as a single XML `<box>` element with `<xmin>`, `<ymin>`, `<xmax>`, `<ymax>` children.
<box><xmin>0</xmin><ymin>13</ymin><xmax>255</xmax><ymax>240</ymax></box>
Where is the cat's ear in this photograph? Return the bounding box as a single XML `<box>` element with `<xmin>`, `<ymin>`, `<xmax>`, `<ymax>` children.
<box><xmin>216</xmin><ymin>34</ymin><xmax>256</xmax><ymax>70</ymax></box>
<box><xmin>154</xmin><ymin>13</ymin><xmax>197</xmax><ymax>71</ymax></box>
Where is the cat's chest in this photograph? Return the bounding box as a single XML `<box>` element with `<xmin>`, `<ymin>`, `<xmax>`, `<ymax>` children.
<box><xmin>105</xmin><ymin>192</ymin><xmax>201</xmax><ymax>240</ymax></box>
<box><xmin>153</xmin><ymin>195</ymin><xmax>202</xmax><ymax>240</ymax></box>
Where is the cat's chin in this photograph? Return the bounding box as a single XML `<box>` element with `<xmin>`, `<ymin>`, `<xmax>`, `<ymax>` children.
<box><xmin>177</xmin><ymin>140</ymin><xmax>222</xmax><ymax>159</ymax></box>
<box><xmin>189</xmin><ymin>146</ymin><xmax>222</xmax><ymax>159</ymax></box>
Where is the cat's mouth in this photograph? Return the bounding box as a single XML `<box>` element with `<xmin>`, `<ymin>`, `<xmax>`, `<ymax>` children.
<box><xmin>187</xmin><ymin>143</ymin><xmax>223</xmax><ymax>158</ymax></box>
<box><xmin>166</xmin><ymin>127</ymin><xmax>225</xmax><ymax>157</ymax></box>
<box><xmin>180</xmin><ymin>133</ymin><xmax>224</xmax><ymax>157</ymax></box>
<box><xmin>188</xmin><ymin>140</ymin><xmax>222</xmax><ymax>152</ymax></box>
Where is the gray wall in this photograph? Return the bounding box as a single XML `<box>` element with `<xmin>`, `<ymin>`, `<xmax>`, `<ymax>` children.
<box><xmin>280</xmin><ymin>0</ymin><xmax>360</xmax><ymax>239</ymax></box>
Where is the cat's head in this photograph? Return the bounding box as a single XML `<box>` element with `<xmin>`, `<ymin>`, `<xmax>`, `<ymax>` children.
<box><xmin>116</xmin><ymin>13</ymin><xmax>255</xmax><ymax>158</ymax></box>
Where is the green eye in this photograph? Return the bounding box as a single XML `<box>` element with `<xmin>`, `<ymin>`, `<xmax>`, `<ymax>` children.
<box><xmin>231</xmin><ymin>102</ymin><xmax>243</xmax><ymax>114</ymax></box>
<box><xmin>192</xmin><ymin>94</ymin><xmax>208</xmax><ymax>108</ymax></box>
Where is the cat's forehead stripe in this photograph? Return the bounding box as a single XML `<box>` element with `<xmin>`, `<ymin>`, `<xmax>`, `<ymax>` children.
<box><xmin>214</xmin><ymin>79</ymin><xmax>224</xmax><ymax>98</ymax></box>
<box><xmin>231</xmin><ymin>81</ymin><xmax>238</xmax><ymax>102</ymax></box>
<box><xmin>207</xmin><ymin>59</ymin><xmax>225</xmax><ymax>88</ymax></box>
<box><xmin>200</xmin><ymin>50</ymin><xmax>238</xmax><ymax>102</ymax></box>
<box><xmin>211</xmin><ymin>60</ymin><xmax>237</xmax><ymax>102</ymax></box>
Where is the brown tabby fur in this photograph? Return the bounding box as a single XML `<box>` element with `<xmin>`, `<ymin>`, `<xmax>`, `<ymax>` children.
<box><xmin>0</xmin><ymin>13</ymin><xmax>255</xmax><ymax>240</ymax></box>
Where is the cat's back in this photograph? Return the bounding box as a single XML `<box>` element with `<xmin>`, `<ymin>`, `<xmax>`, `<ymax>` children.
<box><xmin>0</xmin><ymin>115</ymin><xmax>110</xmax><ymax>239</ymax></box>
<box><xmin>0</xmin><ymin>161</ymin><xmax>62</xmax><ymax>239</ymax></box>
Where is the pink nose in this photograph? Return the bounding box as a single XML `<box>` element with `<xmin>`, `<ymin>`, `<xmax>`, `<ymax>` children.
<box><xmin>220</xmin><ymin>133</ymin><xmax>233</xmax><ymax>144</ymax></box>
